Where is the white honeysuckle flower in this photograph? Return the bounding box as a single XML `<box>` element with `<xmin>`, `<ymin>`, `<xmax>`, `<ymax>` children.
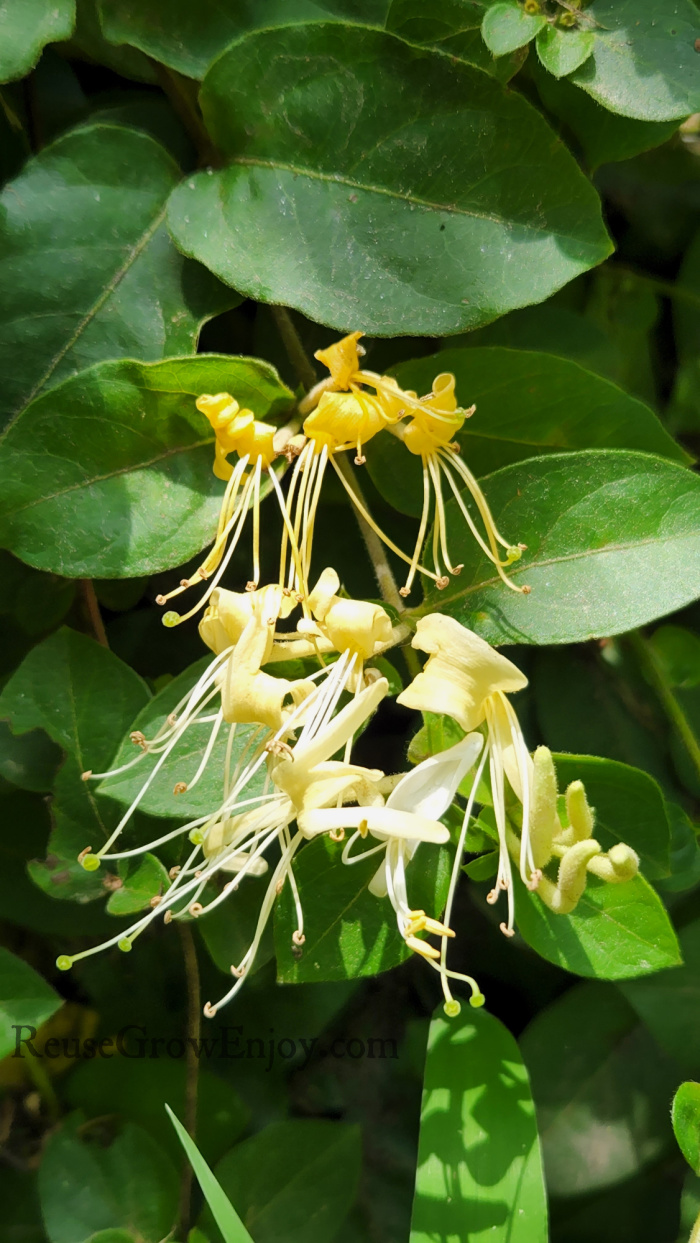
<box><xmin>398</xmin><ymin>613</ymin><xmax>536</xmax><ymax>936</ymax></box>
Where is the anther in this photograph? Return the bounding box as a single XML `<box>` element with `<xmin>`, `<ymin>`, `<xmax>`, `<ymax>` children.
<box><xmin>167</xmin><ymin>712</ymin><xmax>178</xmax><ymax>727</ymax></box>
<box><xmin>189</xmin><ymin>902</ymin><xmax>203</xmax><ymax>917</ymax></box>
<box><xmin>169</xmin><ymin>866</ymin><xmax>181</xmax><ymax>879</ymax></box>
<box><xmin>149</xmin><ymin>895</ymin><xmax>162</xmax><ymax>908</ymax></box>
<box><xmin>102</xmin><ymin>874</ymin><xmax>122</xmax><ymax>892</ymax></box>
<box><xmin>329</xmin><ymin>828</ymin><xmax>345</xmax><ymax>842</ymax></box>
<box><xmin>486</xmin><ymin>888</ymin><xmax>498</xmax><ymax>905</ymax></box>
<box><xmin>499</xmin><ymin>923</ymin><xmax>515</xmax><ymax>938</ymax></box>
<box><xmin>203</xmin><ymin>1002</ymin><xmax>217</xmax><ymax>1018</ymax></box>
<box><xmin>276</xmin><ymin>879</ymin><xmax>285</xmax><ymax>894</ymax></box>
<box><xmin>245</xmin><ymin>581</ymin><xmax>257</xmax><ymax>592</ymax></box>
<box><xmin>436</xmin><ymin>576</ymin><xmax>449</xmax><ymax>590</ymax></box>
<box><xmin>155</xmin><ymin>594</ymin><xmax>166</xmax><ymax>605</ymax></box>
<box><xmin>173</xmin><ymin>782</ymin><xmax>188</xmax><ymax>795</ymax></box>
<box><xmin>230</xmin><ymin>965</ymin><xmax>244</xmax><ymax>977</ymax></box>
<box><xmin>354</xmin><ymin>454</ymin><xmax>366</xmax><ymax>466</ymax></box>
<box><xmin>130</xmin><ymin>731</ymin><xmax>147</xmax><ymax>750</ymax></box>
<box><xmin>399</xmin><ymin>586</ymin><xmax>410</xmax><ymax>597</ymax></box>
<box><xmin>81</xmin><ymin>770</ymin><xmax>92</xmax><ymax>782</ymax></box>
<box><xmin>521</xmin><ymin>585</ymin><xmax>532</xmax><ymax>595</ymax></box>
<box><xmin>292</xmin><ymin>930</ymin><xmax>306</xmax><ymax>946</ymax></box>
<box><xmin>265</xmin><ymin>739</ymin><xmax>294</xmax><ymax>759</ymax></box>
<box><xmin>358</xmin><ymin>818</ymin><xmax>369</xmax><ymax>839</ymax></box>
<box><xmin>526</xmin><ymin>869</ymin><xmax>542</xmax><ymax>892</ymax></box>
<box><xmin>164</xmin><ymin>910</ymin><xmax>173</xmax><ymax>924</ymax></box>
<box><xmin>78</xmin><ymin>846</ymin><xmax>94</xmax><ymax>863</ymax></box>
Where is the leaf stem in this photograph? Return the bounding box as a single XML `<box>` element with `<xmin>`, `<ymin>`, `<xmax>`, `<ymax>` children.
<box><xmin>627</xmin><ymin>630</ymin><xmax>700</xmax><ymax>787</ymax></box>
<box><xmin>270</xmin><ymin>306</ymin><xmax>318</xmax><ymax>391</ymax></box>
<box><xmin>177</xmin><ymin>922</ymin><xmax>201</xmax><ymax>1237</ymax></box>
<box><xmin>79</xmin><ymin>580</ymin><xmax>109</xmax><ymax>649</ymax></box>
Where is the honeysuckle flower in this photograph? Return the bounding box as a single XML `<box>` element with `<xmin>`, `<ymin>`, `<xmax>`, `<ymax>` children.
<box><xmin>155</xmin><ymin>392</ymin><xmax>306</xmax><ymax>625</ymax></box>
<box><xmin>59</xmin><ymin>655</ymin><xmax>392</xmax><ymax>1016</ymax></box>
<box><xmin>298</xmin><ymin>332</ymin><xmax>527</xmax><ymax>597</ymax></box>
<box><xmin>398</xmin><ymin>613</ymin><xmax>641</xmax><ymax>972</ymax></box>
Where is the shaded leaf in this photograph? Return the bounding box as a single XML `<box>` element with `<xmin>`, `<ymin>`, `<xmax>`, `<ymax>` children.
<box><xmin>621</xmin><ymin>919</ymin><xmax>700</xmax><ymax>1078</ymax></box>
<box><xmin>106</xmin><ymin>852</ymin><xmax>170</xmax><ymax>915</ymax></box>
<box><xmin>365</xmin><ymin>348</ymin><xmax>685</xmax><ymax>515</ymax></box>
<box><xmin>411</xmin><ymin>1004</ymin><xmax>547</xmax><ymax>1242</ymax></box>
<box><xmin>202</xmin><ymin>1120</ymin><xmax>361</xmax><ymax>1243</ymax></box>
<box><xmin>167</xmin><ymin>24</ymin><xmax>611</xmax><ymax>337</ymax></box>
<box><xmin>520</xmin><ymin>982</ymin><xmax>677</xmax><ymax>1196</ymax></box>
<box><xmin>536</xmin><ymin>24</ymin><xmax>594</xmax><ymax>78</ymax></box>
<box><xmin>510</xmin><ymin>869</ymin><xmax>681</xmax><ymax>980</ymax></box>
<box><xmin>0</xmin><ymin>355</ymin><xmax>292</xmax><ymax>578</ymax></box>
<box><xmin>0</xmin><ymin>124</ymin><xmax>236</xmax><ymax>436</ymax></box>
<box><xmin>39</xmin><ymin>1114</ymin><xmax>179</xmax><ymax>1243</ymax></box>
<box><xmin>481</xmin><ymin>1</ymin><xmax>544</xmax><ymax>55</ymax></box>
<box><xmin>570</xmin><ymin>0</ymin><xmax>700</xmax><ymax>122</ymax></box>
<box><xmin>0</xmin><ymin>947</ymin><xmax>61</xmax><ymax>1060</ymax></box>
<box><xmin>0</xmin><ymin>0</ymin><xmax>75</xmax><ymax>84</ymax></box>
<box><xmin>417</xmin><ymin>450</ymin><xmax>700</xmax><ymax>646</ymax></box>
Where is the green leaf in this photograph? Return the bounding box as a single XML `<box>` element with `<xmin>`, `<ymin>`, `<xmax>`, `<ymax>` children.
<box><xmin>198</xmin><ymin>874</ymin><xmax>275</xmax><ymax>979</ymax></box>
<box><xmin>166</xmin><ymin>1105</ymin><xmax>255</xmax><ymax>1243</ymax></box>
<box><xmin>365</xmin><ymin>348</ymin><xmax>686</xmax><ymax>514</ymax></box>
<box><xmin>673</xmin><ymin>1082</ymin><xmax>700</xmax><ymax>1175</ymax></box>
<box><xmin>531</xmin><ymin>57</ymin><xmax>679</xmax><ymax>170</ymax></box>
<box><xmin>0</xmin><ymin>721</ymin><xmax>61</xmax><ymax>792</ymax></box>
<box><xmin>510</xmin><ymin>869</ymin><xmax>681</xmax><ymax>980</ymax></box>
<box><xmin>66</xmin><ymin>1060</ymin><xmax>249</xmax><ymax>1168</ymax></box>
<box><xmin>569</xmin><ymin>0</ymin><xmax>700</xmax><ymax>122</ymax></box>
<box><xmin>0</xmin><ymin>354</ymin><xmax>292</xmax><ymax>578</ymax></box>
<box><xmin>520</xmin><ymin>982</ymin><xmax>677</xmax><ymax>1196</ymax></box>
<box><xmin>650</xmin><ymin>624</ymin><xmax>700</xmax><ymax>689</ymax></box>
<box><xmin>202</xmin><ymin>1120</ymin><xmax>361</xmax><ymax>1243</ymax></box>
<box><xmin>621</xmin><ymin>919</ymin><xmax>700</xmax><ymax>1078</ymax></box>
<box><xmin>417</xmin><ymin>450</ymin><xmax>700</xmax><ymax>646</ymax></box>
<box><xmin>98</xmin><ymin>0</ymin><xmax>522</xmax><ymax>84</ymax></box>
<box><xmin>274</xmin><ymin>834</ymin><xmax>450</xmax><ymax>982</ymax></box>
<box><xmin>167</xmin><ymin>24</ymin><xmax>611</xmax><ymax>338</ymax></box>
<box><xmin>552</xmin><ymin>754</ymin><xmax>671</xmax><ymax>880</ymax></box>
<box><xmin>0</xmin><ymin>124</ymin><xmax>236</xmax><ymax>437</ymax></box>
<box><xmin>0</xmin><ymin>946</ymin><xmax>61</xmax><ymax>1060</ymax></box>
<box><xmin>39</xmin><ymin>1114</ymin><xmax>179</xmax><ymax>1243</ymax></box>
<box><xmin>481</xmin><ymin>1</ymin><xmax>545</xmax><ymax>55</ymax></box>
<box><xmin>655</xmin><ymin>802</ymin><xmax>700</xmax><ymax>895</ymax></box>
<box><xmin>98</xmin><ymin>656</ymin><xmax>267</xmax><ymax>821</ymax></box>
<box><xmin>106</xmin><ymin>852</ymin><xmax>170</xmax><ymax>915</ymax></box>
<box><xmin>0</xmin><ymin>0</ymin><xmax>75</xmax><ymax>84</ymax></box>
<box><xmin>536</xmin><ymin>24</ymin><xmax>595</xmax><ymax>78</ymax></box>
<box><xmin>411</xmin><ymin>1004</ymin><xmax>547</xmax><ymax>1243</ymax></box>
<box><xmin>0</xmin><ymin>627</ymin><xmax>148</xmax><ymax>773</ymax></box>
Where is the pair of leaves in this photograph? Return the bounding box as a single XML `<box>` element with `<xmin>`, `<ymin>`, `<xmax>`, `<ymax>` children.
<box><xmin>483</xmin><ymin>2</ymin><xmax>594</xmax><ymax>79</ymax></box>
<box><xmin>0</xmin><ymin>354</ymin><xmax>292</xmax><ymax>578</ymax></box>
<box><xmin>411</xmin><ymin>1005</ymin><xmax>547</xmax><ymax>1242</ymax></box>
<box><xmin>0</xmin><ymin>124</ymin><xmax>236</xmax><ymax>437</ymax></box>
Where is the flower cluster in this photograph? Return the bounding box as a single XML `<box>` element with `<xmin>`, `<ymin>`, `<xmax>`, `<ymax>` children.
<box><xmin>58</xmin><ymin>336</ymin><xmax>642</xmax><ymax>1019</ymax></box>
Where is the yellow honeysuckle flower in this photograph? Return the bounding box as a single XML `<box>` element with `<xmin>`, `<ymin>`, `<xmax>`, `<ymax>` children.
<box><xmin>298</xmin><ymin>332</ymin><xmax>528</xmax><ymax>598</ymax></box>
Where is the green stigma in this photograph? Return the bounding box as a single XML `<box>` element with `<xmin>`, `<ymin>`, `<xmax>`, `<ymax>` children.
<box><xmin>81</xmin><ymin>853</ymin><xmax>100</xmax><ymax>872</ymax></box>
<box><xmin>162</xmin><ymin>611</ymin><xmax>180</xmax><ymax>628</ymax></box>
<box><xmin>443</xmin><ymin>999</ymin><xmax>461</xmax><ymax>1018</ymax></box>
<box><xmin>118</xmin><ymin>937</ymin><xmax>133</xmax><ymax>953</ymax></box>
<box><xmin>469</xmin><ymin>992</ymin><xmax>486</xmax><ymax>1009</ymax></box>
<box><xmin>56</xmin><ymin>955</ymin><xmax>73</xmax><ymax>971</ymax></box>
<box><xmin>505</xmin><ymin>546</ymin><xmax>522</xmax><ymax>565</ymax></box>
<box><xmin>189</xmin><ymin>828</ymin><xmax>204</xmax><ymax>845</ymax></box>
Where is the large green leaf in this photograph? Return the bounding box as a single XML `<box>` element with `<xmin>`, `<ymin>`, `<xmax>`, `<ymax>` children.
<box><xmin>0</xmin><ymin>123</ymin><xmax>236</xmax><ymax>437</ymax></box>
<box><xmin>98</xmin><ymin>656</ymin><xmax>267</xmax><ymax>820</ymax></box>
<box><xmin>621</xmin><ymin>919</ymin><xmax>700</xmax><ymax>1078</ymax></box>
<box><xmin>416</xmin><ymin>450</ymin><xmax>700</xmax><ymax>646</ymax></box>
<box><xmin>552</xmin><ymin>754</ymin><xmax>671</xmax><ymax>880</ymax></box>
<box><xmin>520</xmin><ymin>982</ymin><xmax>677</xmax><ymax>1197</ymax></box>
<box><xmin>0</xmin><ymin>354</ymin><xmax>292</xmax><ymax>578</ymax></box>
<box><xmin>275</xmin><ymin>834</ymin><xmax>450</xmax><ymax>982</ymax></box>
<box><xmin>39</xmin><ymin>1114</ymin><xmax>179</xmax><ymax>1243</ymax></box>
<box><xmin>365</xmin><ymin>348</ymin><xmax>685</xmax><ymax>513</ymax></box>
<box><xmin>510</xmin><ymin>870</ymin><xmax>681</xmax><ymax>980</ymax></box>
<box><xmin>410</xmin><ymin>1005</ymin><xmax>547</xmax><ymax>1243</ymax></box>
<box><xmin>0</xmin><ymin>0</ymin><xmax>75</xmax><ymax>83</ymax></box>
<box><xmin>167</xmin><ymin>24</ymin><xmax>611</xmax><ymax>337</ymax></box>
<box><xmin>202</xmin><ymin>1120</ymin><xmax>361</xmax><ymax>1243</ymax></box>
<box><xmin>569</xmin><ymin>0</ymin><xmax>700</xmax><ymax>122</ymax></box>
<box><xmin>0</xmin><ymin>947</ymin><xmax>62</xmax><ymax>1060</ymax></box>
<box><xmin>98</xmin><ymin>0</ymin><xmax>520</xmax><ymax>83</ymax></box>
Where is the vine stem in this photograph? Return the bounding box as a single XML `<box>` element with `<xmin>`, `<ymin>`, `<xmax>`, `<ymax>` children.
<box><xmin>150</xmin><ymin>61</ymin><xmax>218</xmax><ymax>166</ymax></box>
<box><xmin>176</xmin><ymin>923</ymin><xmax>201</xmax><ymax>1237</ymax></box>
<box><xmin>270</xmin><ymin>306</ymin><xmax>318</xmax><ymax>391</ymax></box>
<box><xmin>80</xmin><ymin>580</ymin><xmax>109</xmax><ymax>648</ymax></box>
<box><xmin>627</xmin><ymin>630</ymin><xmax>700</xmax><ymax>787</ymax></box>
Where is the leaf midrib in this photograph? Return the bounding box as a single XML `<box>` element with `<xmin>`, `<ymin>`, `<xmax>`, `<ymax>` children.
<box><xmin>229</xmin><ymin>156</ymin><xmax>604</xmax><ymax>251</ymax></box>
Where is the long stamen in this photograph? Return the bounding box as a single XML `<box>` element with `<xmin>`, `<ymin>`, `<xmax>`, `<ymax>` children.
<box><xmin>439</xmin><ymin>741</ymin><xmax>489</xmax><ymax>1014</ymax></box>
<box><xmin>267</xmin><ymin>462</ymin><xmax>307</xmax><ymax>609</ymax></box>
<box><xmin>400</xmin><ymin>460</ymin><xmax>432</xmax><ymax>598</ymax></box>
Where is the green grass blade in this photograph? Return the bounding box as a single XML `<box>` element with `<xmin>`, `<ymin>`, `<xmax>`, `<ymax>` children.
<box><xmin>165</xmin><ymin>1104</ymin><xmax>255</xmax><ymax>1243</ymax></box>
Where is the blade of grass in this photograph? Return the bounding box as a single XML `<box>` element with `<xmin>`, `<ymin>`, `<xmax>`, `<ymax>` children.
<box><xmin>165</xmin><ymin>1104</ymin><xmax>255</xmax><ymax>1243</ymax></box>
